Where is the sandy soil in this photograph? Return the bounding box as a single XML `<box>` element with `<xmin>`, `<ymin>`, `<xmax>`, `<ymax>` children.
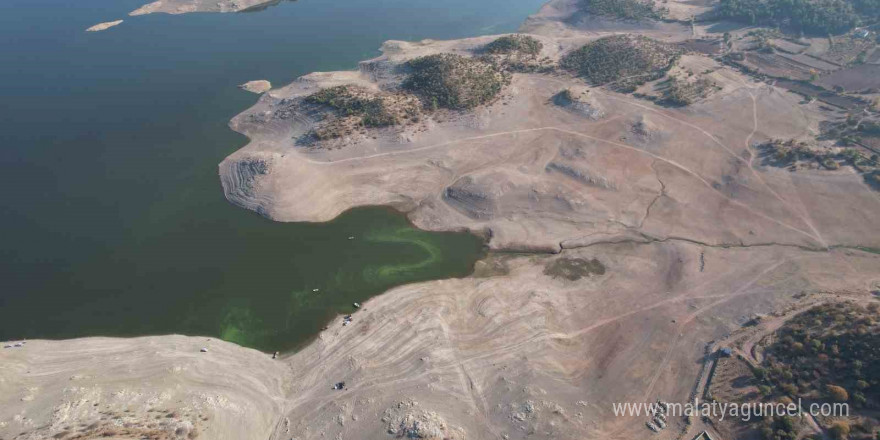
<box><xmin>239</xmin><ymin>80</ymin><xmax>272</xmax><ymax>94</ymax></box>
<box><xmin>85</xmin><ymin>20</ymin><xmax>123</xmax><ymax>32</ymax></box>
<box><xmin>129</xmin><ymin>0</ymin><xmax>274</xmax><ymax>15</ymax></box>
<box><xmin>0</xmin><ymin>336</ymin><xmax>288</xmax><ymax>439</ymax></box>
<box><xmin>5</xmin><ymin>0</ymin><xmax>880</xmax><ymax>439</ymax></box>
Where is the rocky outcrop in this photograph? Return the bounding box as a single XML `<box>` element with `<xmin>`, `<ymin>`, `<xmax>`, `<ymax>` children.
<box><xmin>219</xmin><ymin>156</ymin><xmax>274</xmax><ymax>217</ymax></box>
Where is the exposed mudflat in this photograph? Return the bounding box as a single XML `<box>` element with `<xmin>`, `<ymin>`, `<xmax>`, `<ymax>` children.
<box><xmin>130</xmin><ymin>0</ymin><xmax>272</xmax><ymax>15</ymax></box>
<box><xmin>239</xmin><ymin>80</ymin><xmax>272</xmax><ymax>94</ymax></box>
<box><xmin>85</xmin><ymin>20</ymin><xmax>123</xmax><ymax>32</ymax></box>
<box><xmin>5</xmin><ymin>0</ymin><xmax>880</xmax><ymax>439</ymax></box>
<box><xmin>0</xmin><ymin>336</ymin><xmax>288</xmax><ymax>439</ymax></box>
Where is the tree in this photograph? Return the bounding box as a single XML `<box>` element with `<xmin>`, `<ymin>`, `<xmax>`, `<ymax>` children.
<box><xmin>829</xmin><ymin>421</ymin><xmax>850</xmax><ymax>440</ymax></box>
<box><xmin>826</xmin><ymin>384</ymin><xmax>849</xmax><ymax>402</ymax></box>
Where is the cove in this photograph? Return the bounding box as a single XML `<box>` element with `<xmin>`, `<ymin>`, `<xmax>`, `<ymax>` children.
<box><xmin>0</xmin><ymin>0</ymin><xmax>547</xmax><ymax>351</ymax></box>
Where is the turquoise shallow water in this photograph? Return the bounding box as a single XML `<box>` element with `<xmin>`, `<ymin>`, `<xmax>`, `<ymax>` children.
<box><xmin>0</xmin><ymin>0</ymin><xmax>545</xmax><ymax>352</ymax></box>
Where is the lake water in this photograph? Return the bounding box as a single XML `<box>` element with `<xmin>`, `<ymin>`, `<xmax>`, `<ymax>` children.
<box><xmin>0</xmin><ymin>0</ymin><xmax>546</xmax><ymax>351</ymax></box>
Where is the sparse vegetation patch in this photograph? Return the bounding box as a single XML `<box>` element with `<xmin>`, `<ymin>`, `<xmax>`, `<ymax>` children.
<box><xmin>544</xmin><ymin>257</ymin><xmax>606</xmax><ymax>281</ymax></box>
<box><xmin>758</xmin><ymin>138</ymin><xmax>878</xmax><ymax>179</ymax></box>
<box><xmin>481</xmin><ymin>35</ymin><xmax>554</xmax><ymax>73</ymax></box>
<box><xmin>560</xmin><ymin>35</ymin><xmax>681</xmax><ymax>91</ymax></box>
<box><xmin>403</xmin><ymin>53</ymin><xmax>509</xmax><ymax>110</ymax></box>
<box><xmin>660</xmin><ymin>76</ymin><xmax>718</xmax><ymax>106</ymax></box>
<box><xmin>304</xmin><ymin>85</ymin><xmax>421</xmax><ymax>140</ymax></box>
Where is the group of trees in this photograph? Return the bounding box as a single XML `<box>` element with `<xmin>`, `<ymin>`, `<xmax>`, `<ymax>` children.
<box><xmin>305</xmin><ymin>50</ymin><xmax>513</xmax><ymax>141</ymax></box>
<box><xmin>580</xmin><ymin>0</ymin><xmax>668</xmax><ymax>20</ymax></box>
<box><xmin>403</xmin><ymin>53</ymin><xmax>508</xmax><ymax>110</ymax></box>
<box><xmin>481</xmin><ymin>35</ymin><xmax>553</xmax><ymax>73</ymax></box>
<box><xmin>560</xmin><ymin>34</ymin><xmax>681</xmax><ymax>91</ymax></box>
<box><xmin>757</xmin><ymin>415</ymin><xmax>799</xmax><ymax>440</ymax></box>
<box><xmin>304</xmin><ymin>85</ymin><xmax>421</xmax><ymax>140</ymax></box>
<box><xmin>484</xmin><ymin>34</ymin><xmax>543</xmax><ymax>56</ymax></box>
<box><xmin>760</xmin><ymin>303</ymin><xmax>879</xmax><ymax>410</ymax></box>
<box><xmin>717</xmin><ymin>0</ymin><xmax>872</xmax><ymax>35</ymax></box>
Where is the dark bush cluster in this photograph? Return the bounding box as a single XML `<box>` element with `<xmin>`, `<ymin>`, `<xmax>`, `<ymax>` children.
<box><xmin>560</xmin><ymin>35</ymin><xmax>681</xmax><ymax>91</ymax></box>
<box><xmin>403</xmin><ymin>53</ymin><xmax>508</xmax><ymax>110</ymax></box>
<box><xmin>717</xmin><ymin>0</ymin><xmax>871</xmax><ymax>35</ymax></box>
<box><xmin>761</xmin><ymin>302</ymin><xmax>880</xmax><ymax>409</ymax></box>
<box><xmin>485</xmin><ymin>34</ymin><xmax>544</xmax><ymax>56</ymax></box>
<box><xmin>580</xmin><ymin>0</ymin><xmax>668</xmax><ymax>20</ymax></box>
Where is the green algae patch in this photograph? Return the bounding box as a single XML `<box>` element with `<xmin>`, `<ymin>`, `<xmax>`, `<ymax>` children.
<box><xmin>208</xmin><ymin>207</ymin><xmax>485</xmax><ymax>353</ymax></box>
<box><xmin>362</xmin><ymin>228</ymin><xmax>445</xmax><ymax>280</ymax></box>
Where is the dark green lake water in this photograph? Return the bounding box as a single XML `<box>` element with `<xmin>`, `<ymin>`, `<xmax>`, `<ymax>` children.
<box><xmin>0</xmin><ymin>0</ymin><xmax>546</xmax><ymax>351</ymax></box>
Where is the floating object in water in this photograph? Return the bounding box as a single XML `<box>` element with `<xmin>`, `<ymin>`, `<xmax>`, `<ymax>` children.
<box><xmin>348</xmin><ymin>236</ymin><xmax>355</xmax><ymax>240</ymax></box>
<box><xmin>353</xmin><ymin>302</ymin><xmax>360</xmax><ymax>309</ymax></box>
<box><xmin>200</xmin><ymin>347</ymin><xmax>208</xmax><ymax>353</ymax></box>
<box><xmin>312</xmin><ymin>288</ymin><xmax>320</xmax><ymax>292</ymax></box>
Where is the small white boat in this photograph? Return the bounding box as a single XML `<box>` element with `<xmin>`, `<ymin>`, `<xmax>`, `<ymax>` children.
<box><xmin>353</xmin><ymin>303</ymin><xmax>360</xmax><ymax>308</ymax></box>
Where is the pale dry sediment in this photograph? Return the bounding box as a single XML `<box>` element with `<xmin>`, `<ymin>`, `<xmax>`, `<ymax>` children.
<box><xmin>0</xmin><ymin>336</ymin><xmax>288</xmax><ymax>439</ymax></box>
<box><xmin>85</xmin><ymin>20</ymin><xmax>123</xmax><ymax>32</ymax></box>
